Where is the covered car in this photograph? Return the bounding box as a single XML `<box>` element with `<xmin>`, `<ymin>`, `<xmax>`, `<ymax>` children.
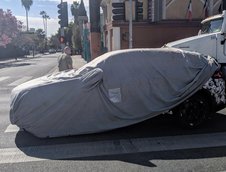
<box><xmin>10</xmin><ymin>48</ymin><xmax>219</xmax><ymax>138</ymax></box>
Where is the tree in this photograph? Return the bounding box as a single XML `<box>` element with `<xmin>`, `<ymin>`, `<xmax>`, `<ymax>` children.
<box><xmin>14</xmin><ymin>32</ymin><xmax>35</xmax><ymax>50</ymax></box>
<box><xmin>49</xmin><ymin>34</ymin><xmax>61</xmax><ymax>50</ymax></box>
<box><xmin>21</xmin><ymin>0</ymin><xmax>33</xmax><ymax>31</ymax></box>
<box><xmin>35</xmin><ymin>28</ymin><xmax>45</xmax><ymax>39</ymax></box>
<box><xmin>71</xmin><ymin>1</ymin><xmax>80</xmax><ymax>24</ymax></box>
<box><xmin>72</xmin><ymin>24</ymin><xmax>81</xmax><ymax>52</ymax></box>
<box><xmin>71</xmin><ymin>1</ymin><xmax>81</xmax><ymax>53</ymax></box>
<box><xmin>34</xmin><ymin>29</ymin><xmax>46</xmax><ymax>52</ymax></box>
<box><xmin>12</xmin><ymin>29</ymin><xmax>46</xmax><ymax>56</ymax></box>
<box><xmin>40</xmin><ymin>11</ymin><xmax>50</xmax><ymax>38</ymax></box>
<box><xmin>0</xmin><ymin>9</ymin><xmax>22</xmax><ymax>47</ymax></box>
<box><xmin>65</xmin><ymin>22</ymin><xmax>74</xmax><ymax>47</ymax></box>
<box><xmin>40</xmin><ymin>11</ymin><xmax>50</xmax><ymax>50</ymax></box>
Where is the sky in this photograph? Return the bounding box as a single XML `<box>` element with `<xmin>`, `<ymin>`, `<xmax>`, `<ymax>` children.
<box><xmin>0</xmin><ymin>0</ymin><xmax>89</xmax><ymax>37</ymax></box>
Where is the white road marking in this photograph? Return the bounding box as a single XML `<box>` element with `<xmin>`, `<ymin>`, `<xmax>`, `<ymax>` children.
<box><xmin>0</xmin><ymin>76</ymin><xmax>10</xmax><ymax>82</ymax></box>
<box><xmin>1</xmin><ymin>132</ymin><xmax>226</xmax><ymax>164</ymax></box>
<box><xmin>0</xmin><ymin>94</ymin><xmax>10</xmax><ymax>102</ymax></box>
<box><xmin>8</xmin><ymin>76</ymin><xmax>33</xmax><ymax>86</ymax></box>
<box><xmin>4</xmin><ymin>124</ymin><xmax>23</xmax><ymax>133</ymax></box>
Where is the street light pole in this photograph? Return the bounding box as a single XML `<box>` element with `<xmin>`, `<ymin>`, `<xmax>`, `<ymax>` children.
<box><xmin>60</xmin><ymin>0</ymin><xmax>65</xmax><ymax>51</ymax></box>
<box><xmin>129</xmin><ymin>0</ymin><xmax>133</xmax><ymax>49</ymax></box>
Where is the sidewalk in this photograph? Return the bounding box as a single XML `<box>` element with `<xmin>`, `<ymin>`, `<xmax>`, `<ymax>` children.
<box><xmin>51</xmin><ymin>55</ymin><xmax>87</xmax><ymax>73</ymax></box>
<box><xmin>0</xmin><ymin>54</ymin><xmax>87</xmax><ymax>73</ymax></box>
<box><xmin>71</xmin><ymin>55</ymin><xmax>87</xmax><ymax>70</ymax></box>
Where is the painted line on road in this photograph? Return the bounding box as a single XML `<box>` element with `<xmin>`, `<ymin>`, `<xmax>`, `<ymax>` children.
<box><xmin>8</xmin><ymin>76</ymin><xmax>33</xmax><ymax>86</ymax></box>
<box><xmin>0</xmin><ymin>76</ymin><xmax>10</xmax><ymax>82</ymax></box>
<box><xmin>4</xmin><ymin>124</ymin><xmax>24</xmax><ymax>133</ymax></box>
<box><xmin>0</xmin><ymin>94</ymin><xmax>10</xmax><ymax>102</ymax></box>
<box><xmin>1</xmin><ymin>132</ymin><xmax>226</xmax><ymax>164</ymax></box>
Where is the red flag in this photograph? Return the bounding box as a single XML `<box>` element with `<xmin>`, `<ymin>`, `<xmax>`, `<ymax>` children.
<box><xmin>187</xmin><ymin>0</ymin><xmax>192</xmax><ymax>21</ymax></box>
<box><xmin>218</xmin><ymin>0</ymin><xmax>223</xmax><ymax>14</ymax></box>
<box><xmin>203</xmin><ymin>0</ymin><xmax>209</xmax><ymax>18</ymax></box>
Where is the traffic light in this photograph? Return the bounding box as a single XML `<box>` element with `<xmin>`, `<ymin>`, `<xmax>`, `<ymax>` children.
<box><xmin>59</xmin><ymin>36</ymin><xmax>65</xmax><ymax>43</ymax></box>
<box><xmin>136</xmin><ymin>0</ymin><xmax>143</xmax><ymax>21</ymax></box>
<box><xmin>112</xmin><ymin>2</ymin><xmax>125</xmax><ymax>21</ymax></box>
<box><xmin>57</xmin><ymin>2</ymin><xmax>68</xmax><ymax>27</ymax></box>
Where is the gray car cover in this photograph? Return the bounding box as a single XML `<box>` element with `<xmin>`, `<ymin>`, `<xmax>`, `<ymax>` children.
<box><xmin>10</xmin><ymin>48</ymin><xmax>219</xmax><ymax>138</ymax></box>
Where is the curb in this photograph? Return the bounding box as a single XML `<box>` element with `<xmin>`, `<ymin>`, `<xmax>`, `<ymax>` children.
<box><xmin>49</xmin><ymin>55</ymin><xmax>87</xmax><ymax>74</ymax></box>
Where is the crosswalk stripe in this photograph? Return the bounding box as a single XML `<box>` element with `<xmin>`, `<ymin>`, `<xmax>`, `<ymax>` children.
<box><xmin>0</xmin><ymin>132</ymin><xmax>226</xmax><ymax>164</ymax></box>
<box><xmin>4</xmin><ymin>124</ymin><xmax>23</xmax><ymax>133</ymax></box>
<box><xmin>0</xmin><ymin>76</ymin><xmax>10</xmax><ymax>82</ymax></box>
<box><xmin>8</xmin><ymin>76</ymin><xmax>33</xmax><ymax>86</ymax></box>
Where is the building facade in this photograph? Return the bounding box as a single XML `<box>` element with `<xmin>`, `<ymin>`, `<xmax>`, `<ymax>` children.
<box><xmin>99</xmin><ymin>0</ymin><xmax>223</xmax><ymax>53</ymax></box>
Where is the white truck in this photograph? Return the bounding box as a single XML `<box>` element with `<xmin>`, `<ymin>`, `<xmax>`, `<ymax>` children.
<box><xmin>166</xmin><ymin>11</ymin><xmax>226</xmax><ymax>63</ymax></box>
<box><xmin>165</xmin><ymin>11</ymin><xmax>226</xmax><ymax>128</ymax></box>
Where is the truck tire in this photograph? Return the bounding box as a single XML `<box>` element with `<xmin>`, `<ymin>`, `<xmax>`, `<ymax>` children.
<box><xmin>173</xmin><ymin>94</ymin><xmax>210</xmax><ymax>128</ymax></box>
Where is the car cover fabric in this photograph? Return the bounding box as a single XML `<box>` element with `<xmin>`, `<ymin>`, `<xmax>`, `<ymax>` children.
<box><xmin>9</xmin><ymin>48</ymin><xmax>219</xmax><ymax>138</ymax></box>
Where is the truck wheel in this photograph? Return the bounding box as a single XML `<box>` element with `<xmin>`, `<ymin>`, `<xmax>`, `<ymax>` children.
<box><xmin>173</xmin><ymin>95</ymin><xmax>210</xmax><ymax>128</ymax></box>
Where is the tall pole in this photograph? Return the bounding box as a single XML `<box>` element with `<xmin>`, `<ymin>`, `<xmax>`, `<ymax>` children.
<box><xmin>45</xmin><ymin>18</ymin><xmax>47</xmax><ymax>51</ymax></box>
<box><xmin>60</xmin><ymin>0</ymin><xmax>65</xmax><ymax>50</ymax></box>
<box><xmin>45</xmin><ymin>18</ymin><xmax>48</xmax><ymax>40</ymax></box>
<box><xmin>26</xmin><ymin>10</ymin><xmax>29</xmax><ymax>32</ymax></box>
<box><xmin>129</xmin><ymin>0</ymin><xmax>133</xmax><ymax>49</ymax></box>
<box><xmin>89</xmin><ymin>0</ymin><xmax>102</xmax><ymax>59</ymax></box>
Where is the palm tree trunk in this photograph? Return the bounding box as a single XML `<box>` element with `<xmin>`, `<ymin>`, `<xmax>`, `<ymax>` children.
<box><xmin>26</xmin><ymin>9</ymin><xmax>29</xmax><ymax>31</ymax></box>
<box><xmin>45</xmin><ymin>18</ymin><xmax>48</xmax><ymax>38</ymax></box>
<box><xmin>42</xmin><ymin>17</ymin><xmax>45</xmax><ymax>33</ymax></box>
<box><xmin>45</xmin><ymin>18</ymin><xmax>48</xmax><ymax>50</ymax></box>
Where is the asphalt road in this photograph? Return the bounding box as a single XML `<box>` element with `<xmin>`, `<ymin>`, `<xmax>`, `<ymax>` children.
<box><xmin>0</xmin><ymin>54</ymin><xmax>226</xmax><ymax>172</ymax></box>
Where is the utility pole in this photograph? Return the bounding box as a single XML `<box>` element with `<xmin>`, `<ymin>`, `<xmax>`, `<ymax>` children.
<box><xmin>60</xmin><ymin>0</ymin><xmax>65</xmax><ymax>50</ymax></box>
<box><xmin>58</xmin><ymin>0</ymin><xmax>68</xmax><ymax>50</ymax></box>
<box><xmin>129</xmin><ymin>0</ymin><xmax>133</xmax><ymax>49</ymax></box>
<box><xmin>60</xmin><ymin>27</ymin><xmax>65</xmax><ymax>50</ymax></box>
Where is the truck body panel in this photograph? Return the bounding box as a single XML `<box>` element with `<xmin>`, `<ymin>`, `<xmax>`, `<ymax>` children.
<box><xmin>165</xmin><ymin>11</ymin><xmax>226</xmax><ymax>63</ymax></box>
<box><xmin>166</xmin><ymin>33</ymin><xmax>218</xmax><ymax>61</ymax></box>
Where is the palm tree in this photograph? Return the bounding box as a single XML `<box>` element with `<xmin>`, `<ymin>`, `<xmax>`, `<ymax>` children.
<box><xmin>71</xmin><ymin>1</ymin><xmax>80</xmax><ymax>24</ymax></box>
<box><xmin>40</xmin><ymin>11</ymin><xmax>50</xmax><ymax>38</ymax></box>
<box><xmin>21</xmin><ymin>0</ymin><xmax>33</xmax><ymax>32</ymax></box>
<box><xmin>40</xmin><ymin>11</ymin><xmax>46</xmax><ymax>34</ymax></box>
<box><xmin>40</xmin><ymin>11</ymin><xmax>50</xmax><ymax>51</ymax></box>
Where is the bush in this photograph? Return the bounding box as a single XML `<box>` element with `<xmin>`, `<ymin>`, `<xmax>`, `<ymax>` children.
<box><xmin>0</xmin><ymin>44</ymin><xmax>26</xmax><ymax>59</ymax></box>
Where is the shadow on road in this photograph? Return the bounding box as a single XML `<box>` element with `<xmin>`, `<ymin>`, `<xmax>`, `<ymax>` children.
<box><xmin>14</xmin><ymin>112</ymin><xmax>226</xmax><ymax>167</ymax></box>
<box><xmin>0</xmin><ymin>61</ymin><xmax>34</xmax><ymax>69</ymax></box>
<box><xmin>67</xmin><ymin>145</ymin><xmax>226</xmax><ymax>167</ymax></box>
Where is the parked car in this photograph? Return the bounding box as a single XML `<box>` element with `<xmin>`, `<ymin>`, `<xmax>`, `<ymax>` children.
<box><xmin>10</xmin><ymin>48</ymin><xmax>220</xmax><ymax>138</ymax></box>
<box><xmin>49</xmin><ymin>49</ymin><xmax>56</xmax><ymax>54</ymax></box>
<box><xmin>56</xmin><ymin>49</ymin><xmax>62</xmax><ymax>52</ymax></box>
